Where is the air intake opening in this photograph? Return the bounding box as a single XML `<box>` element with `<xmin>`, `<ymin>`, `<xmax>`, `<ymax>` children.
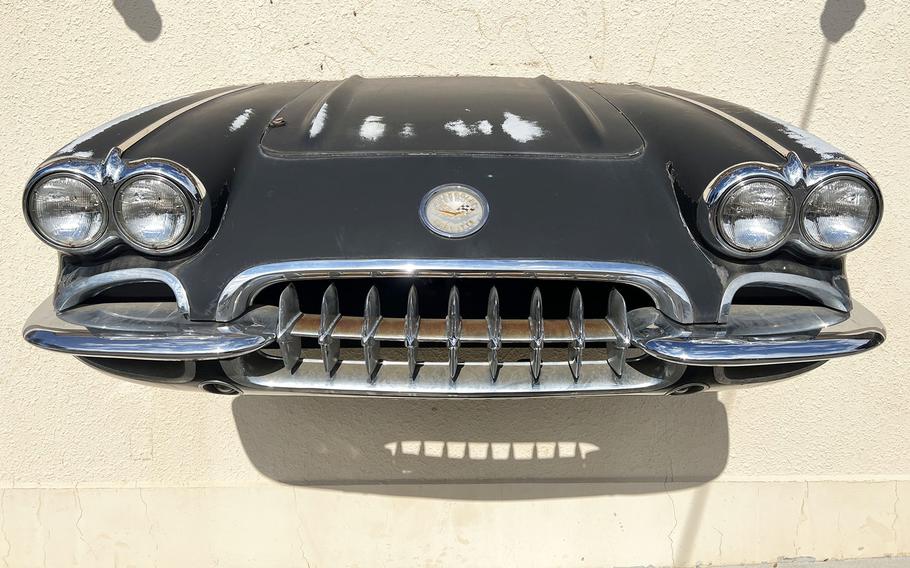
<box><xmin>729</xmin><ymin>285</ymin><xmax>823</xmax><ymax>307</ymax></box>
<box><xmin>80</xmin><ymin>281</ymin><xmax>177</xmax><ymax>305</ymax></box>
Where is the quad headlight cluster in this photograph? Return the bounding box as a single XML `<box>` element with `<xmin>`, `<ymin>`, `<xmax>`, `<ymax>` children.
<box><xmin>705</xmin><ymin>154</ymin><xmax>882</xmax><ymax>258</ymax></box>
<box><xmin>24</xmin><ymin>149</ymin><xmax>206</xmax><ymax>255</ymax></box>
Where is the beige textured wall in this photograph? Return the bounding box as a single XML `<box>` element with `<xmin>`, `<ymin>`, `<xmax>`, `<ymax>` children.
<box><xmin>2</xmin><ymin>1</ymin><xmax>909</xmax><ymax>566</ymax></box>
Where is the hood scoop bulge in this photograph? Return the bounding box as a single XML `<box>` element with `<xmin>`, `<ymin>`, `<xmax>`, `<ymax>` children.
<box><xmin>261</xmin><ymin>75</ymin><xmax>644</xmax><ymax>157</ymax></box>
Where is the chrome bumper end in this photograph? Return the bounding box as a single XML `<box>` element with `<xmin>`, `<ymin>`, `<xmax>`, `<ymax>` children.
<box><xmin>630</xmin><ymin>303</ymin><xmax>885</xmax><ymax>366</ymax></box>
<box><xmin>23</xmin><ymin>297</ymin><xmax>278</xmax><ymax>360</ymax></box>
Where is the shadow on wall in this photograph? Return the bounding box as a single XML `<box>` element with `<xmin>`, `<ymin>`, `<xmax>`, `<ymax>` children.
<box><xmin>113</xmin><ymin>0</ymin><xmax>162</xmax><ymax>42</ymax></box>
<box><xmin>232</xmin><ymin>393</ymin><xmax>728</xmax><ymax>499</ymax></box>
<box><xmin>802</xmin><ymin>0</ymin><xmax>866</xmax><ymax>127</ymax></box>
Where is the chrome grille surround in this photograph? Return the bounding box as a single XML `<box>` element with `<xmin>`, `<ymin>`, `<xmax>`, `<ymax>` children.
<box><xmin>215</xmin><ymin>259</ymin><xmax>695</xmax><ymax>323</ymax></box>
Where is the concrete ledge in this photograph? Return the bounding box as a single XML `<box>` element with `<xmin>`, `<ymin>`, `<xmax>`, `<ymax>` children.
<box><xmin>0</xmin><ymin>480</ymin><xmax>906</xmax><ymax>567</ymax></box>
<box><xmin>719</xmin><ymin>558</ymin><xmax>909</xmax><ymax>568</ymax></box>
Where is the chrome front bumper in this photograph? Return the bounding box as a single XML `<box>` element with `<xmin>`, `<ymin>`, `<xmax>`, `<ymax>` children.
<box><xmin>23</xmin><ymin>295</ymin><xmax>885</xmax><ymax>396</ymax></box>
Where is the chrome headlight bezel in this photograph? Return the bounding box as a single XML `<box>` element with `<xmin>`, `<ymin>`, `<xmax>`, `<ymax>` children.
<box><xmin>24</xmin><ymin>172</ymin><xmax>109</xmax><ymax>250</ymax></box>
<box><xmin>714</xmin><ymin>178</ymin><xmax>795</xmax><ymax>255</ymax></box>
<box><xmin>799</xmin><ymin>174</ymin><xmax>881</xmax><ymax>254</ymax></box>
<box><xmin>22</xmin><ymin>148</ymin><xmax>209</xmax><ymax>256</ymax></box>
<box><xmin>113</xmin><ymin>174</ymin><xmax>195</xmax><ymax>254</ymax></box>
<box><xmin>701</xmin><ymin>153</ymin><xmax>883</xmax><ymax>259</ymax></box>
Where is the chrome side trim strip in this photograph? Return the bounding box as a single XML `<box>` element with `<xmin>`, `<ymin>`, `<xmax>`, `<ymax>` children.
<box><xmin>55</xmin><ymin>268</ymin><xmax>191</xmax><ymax>317</ymax></box>
<box><xmin>118</xmin><ymin>85</ymin><xmax>257</xmax><ymax>153</ymax></box>
<box><xmin>718</xmin><ymin>271</ymin><xmax>850</xmax><ymax>322</ymax></box>
<box><xmin>644</xmin><ymin>86</ymin><xmax>790</xmax><ymax>158</ymax></box>
<box><xmin>214</xmin><ymin>259</ymin><xmax>695</xmax><ymax>324</ymax></box>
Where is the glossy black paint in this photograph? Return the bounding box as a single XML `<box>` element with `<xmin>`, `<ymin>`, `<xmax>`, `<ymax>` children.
<box><xmin>49</xmin><ymin>76</ymin><xmax>850</xmax><ymax>323</ymax></box>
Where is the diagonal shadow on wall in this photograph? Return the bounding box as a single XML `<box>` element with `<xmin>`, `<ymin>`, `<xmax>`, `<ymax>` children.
<box><xmin>801</xmin><ymin>0</ymin><xmax>866</xmax><ymax>127</ymax></box>
<box><xmin>232</xmin><ymin>392</ymin><xmax>728</xmax><ymax>499</ymax></box>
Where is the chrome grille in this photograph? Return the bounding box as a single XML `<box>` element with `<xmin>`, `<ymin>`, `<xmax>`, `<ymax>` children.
<box><xmin>272</xmin><ymin>279</ymin><xmax>637</xmax><ymax>383</ymax></box>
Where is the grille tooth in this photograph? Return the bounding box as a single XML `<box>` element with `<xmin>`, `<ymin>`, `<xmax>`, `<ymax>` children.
<box><xmin>405</xmin><ymin>285</ymin><xmax>420</xmax><ymax>380</ymax></box>
<box><xmin>362</xmin><ymin>286</ymin><xmax>382</xmax><ymax>381</ymax></box>
<box><xmin>606</xmin><ymin>288</ymin><xmax>630</xmax><ymax>376</ymax></box>
<box><xmin>568</xmin><ymin>287</ymin><xmax>585</xmax><ymax>381</ymax></box>
<box><xmin>486</xmin><ymin>287</ymin><xmax>502</xmax><ymax>381</ymax></box>
<box><xmin>529</xmin><ymin>287</ymin><xmax>544</xmax><ymax>382</ymax></box>
<box><xmin>277</xmin><ymin>284</ymin><xmax>302</xmax><ymax>371</ymax></box>
<box><xmin>318</xmin><ymin>284</ymin><xmax>341</xmax><ymax>374</ymax></box>
<box><xmin>445</xmin><ymin>286</ymin><xmax>462</xmax><ymax>381</ymax></box>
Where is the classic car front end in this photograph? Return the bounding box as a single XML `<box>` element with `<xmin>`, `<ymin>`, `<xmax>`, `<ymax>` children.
<box><xmin>22</xmin><ymin>76</ymin><xmax>885</xmax><ymax>396</ymax></box>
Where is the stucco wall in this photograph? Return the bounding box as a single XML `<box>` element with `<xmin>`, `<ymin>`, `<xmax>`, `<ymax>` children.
<box><xmin>1</xmin><ymin>1</ymin><xmax>908</xmax><ymax>566</ymax></box>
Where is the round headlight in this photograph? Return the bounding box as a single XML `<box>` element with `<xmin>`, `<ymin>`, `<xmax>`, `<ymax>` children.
<box><xmin>115</xmin><ymin>176</ymin><xmax>191</xmax><ymax>251</ymax></box>
<box><xmin>717</xmin><ymin>179</ymin><xmax>794</xmax><ymax>253</ymax></box>
<box><xmin>27</xmin><ymin>174</ymin><xmax>105</xmax><ymax>248</ymax></box>
<box><xmin>802</xmin><ymin>177</ymin><xmax>878</xmax><ymax>251</ymax></box>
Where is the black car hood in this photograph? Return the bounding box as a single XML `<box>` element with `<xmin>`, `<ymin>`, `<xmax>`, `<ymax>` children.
<box><xmin>53</xmin><ymin>77</ymin><xmax>847</xmax><ymax>323</ymax></box>
<box><xmin>261</xmin><ymin>76</ymin><xmax>643</xmax><ymax>157</ymax></box>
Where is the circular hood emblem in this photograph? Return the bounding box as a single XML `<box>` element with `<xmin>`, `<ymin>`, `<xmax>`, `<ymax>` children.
<box><xmin>420</xmin><ymin>184</ymin><xmax>489</xmax><ymax>238</ymax></box>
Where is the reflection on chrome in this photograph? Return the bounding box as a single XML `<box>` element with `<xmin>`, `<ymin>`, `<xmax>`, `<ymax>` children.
<box><xmin>383</xmin><ymin>440</ymin><xmax>601</xmax><ymax>460</ymax></box>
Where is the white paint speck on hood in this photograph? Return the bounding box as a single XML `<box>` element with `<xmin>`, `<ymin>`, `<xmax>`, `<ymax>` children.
<box><xmin>55</xmin><ymin>93</ymin><xmax>192</xmax><ymax>155</ymax></box>
<box><xmin>444</xmin><ymin>120</ymin><xmax>472</xmax><ymax>137</ymax></box>
<box><xmin>359</xmin><ymin>115</ymin><xmax>386</xmax><ymax>141</ymax></box>
<box><xmin>501</xmin><ymin>112</ymin><xmax>544</xmax><ymax>143</ymax></box>
<box><xmin>309</xmin><ymin>103</ymin><xmax>328</xmax><ymax>138</ymax></box>
<box><xmin>756</xmin><ymin>111</ymin><xmax>846</xmax><ymax>160</ymax></box>
<box><xmin>71</xmin><ymin>150</ymin><xmax>94</xmax><ymax>159</ymax></box>
<box><xmin>444</xmin><ymin>119</ymin><xmax>494</xmax><ymax>137</ymax></box>
<box><xmin>229</xmin><ymin>108</ymin><xmax>255</xmax><ymax>133</ymax></box>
